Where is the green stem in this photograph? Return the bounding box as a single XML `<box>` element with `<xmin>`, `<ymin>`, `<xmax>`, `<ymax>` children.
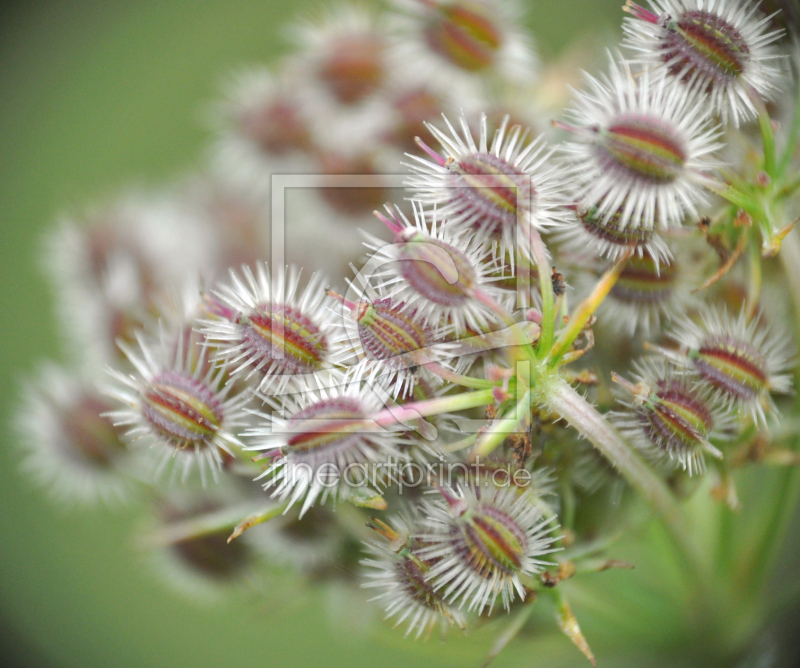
<box><xmin>546</xmin><ymin>251</ymin><xmax>630</xmax><ymax>368</ymax></box>
<box><xmin>744</xmin><ymin>81</ymin><xmax>776</xmax><ymax>177</ymax></box>
<box><xmin>777</xmin><ymin>76</ymin><xmax>800</xmax><ymax>179</ymax></box>
<box><xmin>528</xmin><ymin>227</ymin><xmax>555</xmax><ymax>358</ymax></box>
<box><xmin>473</xmin><ymin>390</ymin><xmax>531</xmax><ymax>457</ymax></box>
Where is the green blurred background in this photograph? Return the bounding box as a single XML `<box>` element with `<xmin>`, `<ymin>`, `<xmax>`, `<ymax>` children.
<box><xmin>7</xmin><ymin>1</ymin><xmax>760</xmax><ymax>667</ymax></box>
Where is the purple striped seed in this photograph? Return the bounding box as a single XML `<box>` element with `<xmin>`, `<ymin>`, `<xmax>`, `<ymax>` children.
<box><xmin>692</xmin><ymin>335</ymin><xmax>768</xmax><ymax>402</ymax></box>
<box><xmin>356</xmin><ymin>298</ymin><xmax>431</xmax><ymax>369</ymax></box>
<box><xmin>238</xmin><ymin>303</ymin><xmax>328</xmax><ymax>376</ymax></box>
<box><xmin>424</xmin><ymin>0</ymin><xmax>503</xmax><ymax>72</ymax></box>
<box><xmin>597</xmin><ymin>114</ymin><xmax>687</xmax><ymax>185</ymax></box>
<box><xmin>662</xmin><ymin>10</ymin><xmax>750</xmax><ymax>84</ymax></box>
<box><xmin>141</xmin><ymin>371</ymin><xmax>224</xmax><ymax>449</ymax></box>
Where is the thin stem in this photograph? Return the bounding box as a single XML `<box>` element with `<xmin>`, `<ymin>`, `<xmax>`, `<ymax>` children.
<box><xmin>546</xmin><ymin>251</ymin><xmax>631</xmax><ymax>368</ymax></box>
<box><xmin>746</xmin><ymin>238</ymin><xmax>762</xmax><ymax>320</ymax></box>
<box><xmin>372</xmin><ymin>388</ymin><xmax>496</xmax><ymax>428</ymax></box>
<box><xmin>473</xmin><ymin>287</ymin><xmax>537</xmax><ymax>359</ymax></box>
<box><xmin>777</xmin><ymin>77</ymin><xmax>800</xmax><ymax>179</ymax></box>
<box><xmin>744</xmin><ymin>82</ymin><xmax>776</xmax><ymax>177</ymax></box>
<box><xmin>527</xmin><ymin>227</ymin><xmax>555</xmax><ymax>358</ymax></box>
<box><xmin>423</xmin><ymin>361</ymin><xmax>496</xmax><ymax>389</ymax></box>
<box><xmin>473</xmin><ymin>390</ymin><xmax>531</xmax><ymax>457</ymax></box>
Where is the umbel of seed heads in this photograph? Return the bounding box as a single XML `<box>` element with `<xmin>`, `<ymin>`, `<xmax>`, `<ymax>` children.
<box><xmin>623</xmin><ymin>0</ymin><xmax>785</xmax><ymax>126</ymax></box>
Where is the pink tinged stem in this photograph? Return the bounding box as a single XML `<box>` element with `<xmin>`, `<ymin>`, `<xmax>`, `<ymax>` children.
<box><xmin>373</xmin><ymin>208</ymin><xmax>404</xmax><ymax>234</ymax></box>
<box><xmin>423</xmin><ymin>361</ymin><xmax>497</xmax><ymax>389</ymax></box>
<box><xmin>371</xmin><ymin>387</ymin><xmax>496</xmax><ymax>428</ymax></box>
<box><xmin>414</xmin><ymin>136</ymin><xmax>448</xmax><ymax>167</ymax></box>
<box><xmin>622</xmin><ymin>1</ymin><xmax>660</xmax><ymax>24</ymax></box>
<box><xmin>327</xmin><ymin>290</ymin><xmax>357</xmax><ymax>312</ymax></box>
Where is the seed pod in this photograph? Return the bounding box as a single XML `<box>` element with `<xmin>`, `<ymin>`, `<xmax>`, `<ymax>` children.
<box><xmin>417</xmin><ymin>484</ymin><xmax>556</xmax><ymax>614</ymax></box>
<box><xmin>669</xmin><ymin>306</ymin><xmax>794</xmax><ymax>424</ymax></box>
<box><xmin>557</xmin><ymin>199</ymin><xmax>673</xmax><ymax>265</ymax></box>
<box><xmin>623</xmin><ymin>1</ymin><xmax>784</xmax><ymax>126</ymax></box>
<box><xmin>201</xmin><ymin>263</ymin><xmax>335</xmax><ymax>393</ymax></box>
<box><xmin>104</xmin><ymin>326</ymin><xmax>250</xmax><ymax>486</ymax></box>
<box><xmin>406</xmin><ymin>113</ymin><xmax>568</xmax><ymax>264</ymax></box>
<box><xmin>15</xmin><ymin>363</ymin><xmax>132</xmax><ymax>505</ymax></box>
<box><xmin>613</xmin><ymin>358</ymin><xmax>729</xmax><ymax>475</ymax></box>
<box><xmin>361</xmin><ymin>514</ymin><xmax>466</xmax><ymax>638</ymax></box>
<box><xmin>559</xmin><ymin>54</ymin><xmax>721</xmax><ymax>231</ymax></box>
<box><xmin>392</xmin><ymin>0</ymin><xmax>537</xmax><ymax>86</ymax></box>
<box><xmin>249</xmin><ymin>376</ymin><xmax>407</xmax><ymax>516</ymax></box>
<box><xmin>364</xmin><ymin>202</ymin><xmax>506</xmax><ymax>333</ymax></box>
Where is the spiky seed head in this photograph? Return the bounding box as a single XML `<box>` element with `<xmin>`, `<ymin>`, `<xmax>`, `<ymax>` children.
<box><xmin>200</xmin><ymin>263</ymin><xmax>335</xmax><ymax>394</ymax></box>
<box><xmin>248</xmin><ymin>377</ymin><xmax>406</xmax><ymax>516</ymax></box>
<box><xmin>613</xmin><ymin>359</ymin><xmax>728</xmax><ymax>475</ymax></box>
<box><xmin>361</xmin><ymin>514</ymin><xmax>466</xmax><ymax>638</ymax></box>
<box><xmin>559</xmin><ymin>53</ymin><xmax>721</xmax><ymax>231</ymax></box>
<box><xmin>623</xmin><ymin>1</ymin><xmax>785</xmax><ymax>125</ymax></box>
<box><xmin>669</xmin><ymin>307</ymin><xmax>794</xmax><ymax>424</ymax></box>
<box><xmin>417</xmin><ymin>485</ymin><xmax>556</xmax><ymax>614</ymax></box>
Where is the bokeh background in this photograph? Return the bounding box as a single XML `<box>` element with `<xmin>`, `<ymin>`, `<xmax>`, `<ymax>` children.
<box><xmin>4</xmin><ymin>2</ymin><xmax>799</xmax><ymax>667</ymax></box>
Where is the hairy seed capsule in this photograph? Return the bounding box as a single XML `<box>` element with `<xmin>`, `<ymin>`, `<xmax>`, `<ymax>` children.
<box><xmin>454</xmin><ymin>504</ymin><xmax>528</xmax><ymax>575</ymax></box>
<box><xmin>424</xmin><ymin>0</ymin><xmax>502</xmax><ymax>71</ymax></box>
<box><xmin>578</xmin><ymin>203</ymin><xmax>658</xmax><ymax>252</ymax></box>
<box><xmin>355</xmin><ymin>298</ymin><xmax>431</xmax><ymax>368</ymax></box>
<box><xmin>447</xmin><ymin>152</ymin><xmax>532</xmax><ymax>237</ymax></box>
<box><xmin>239</xmin><ymin>304</ymin><xmax>328</xmax><ymax>376</ymax></box>
<box><xmin>319</xmin><ymin>34</ymin><xmax>385</xmax><ymax>104</ymax></box>
<box><xmin>141</xmin><ymin>371</ymin><xmax>224</xmax><ymax>449</ymax></box>
<box><xmin>640</xmin><ymin>378</ymin><xmax>715</xmax><ymax>456</ymax></box>
<box><xmin>662</xmin><ymin>11</ymin><xmax>749</xmax><ymax>83</ymax></box>
<box><xmin>398</xmin><ymin>231</ymin><xmax>476</xmax><ymax>306</ymax></box>
<box><xmin>598</xmin><ymin>114</ymin><xmax>687</xmax><ymax>185</ymax></box>
<box><xmin>691</xmin><ymin>334</ymin><xmax>768</xmax><ymax>402</ymax></box>
<box><xmin>285</xmin><ymin>396</ymin><xmax>367</xmax><ymax>455</ymax></box>
<box><xmin>611</xmin><ymin>252</ymin><xmax>677</xmax><ymax>306</ymax></box>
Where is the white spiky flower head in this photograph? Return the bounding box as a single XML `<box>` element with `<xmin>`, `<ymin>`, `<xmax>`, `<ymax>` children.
<box><xmin>363</xmin><ymin>201</ymin><xmax>509</xmax><ymax>334</ymax></box>
<box><xmin>388</xmin><ymin>0</ymin><xmax>538</xmax><ymax>88</ymax></box>
<box><xmin>328</xmin><ymin>270</ymin><xmax>472</xmax><ymax>399</ymax></box>
<box><xmin>361</xmin><ymin>511</ymin><xmax>467</xmax><ymax>638</ymax></box>
<box><xmin>406</xmin><ymin>112</ymin><xmax>568</xmax><ymax>266</ymax></box>
<box><xmin>612</xmin><ymin>357</ymin><xmax>733</xmax><ymax>475</ymax></box>
<box><xmin>416</xmin><ymin>484</ymin><xmax>557</xmax><ymax>615</ymax></box>
<box><xmin>667</xmin><ymin>305</ymin><xmax>794</xmax><ymax>425</ymax></box>
<box><xmin>559</xmin><ymin>53</ymin><xmax>723</xmax><ymax>231</ymax></box>
<box><xmin>199</xmin><ymin>263</ymin><xmax>338</xmax><ymax>395</ymax></box>
<box><xmin>590</xmin><ymin>243</ymin><xmax>701</xmax><ymax>338</ymax></box>
<box><xmin>14</xmin><ymin>363</ymin><xmax>134</xmax><ymax>506</ymax></box>
<box><xmin>554</xmin><ymin>199</ymin><xmax>674</xmax><ymax>267</ymax></box>
<box><xmin>103</xmin><ymin>324</ymin><xmax>251</xmax><ymax>486</ymax></box>
<box><xmin>291</xmin><ymin>4</ymin><xmax>389</xmax><ymax>108</ymax></box>
<box><xmin>622</xmin><ymin>0</ymin><xmax>785</xmax><ymax>126</ymax></box>
<box><xmin>209</xmin><ymin>67</ymin><xmax>313</xmax><ymax>199</ymax></box>
<box><xmin>246</xmin><ymin>372</ymin><xmax>408</xmax><ymax>517</ymax></box>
